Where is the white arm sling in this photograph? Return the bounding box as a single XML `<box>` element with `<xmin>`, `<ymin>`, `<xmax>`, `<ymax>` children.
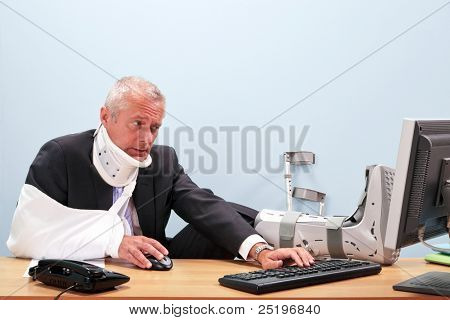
<box><xmin>6</xmin><ymin>181</ymin><xmax>136</xmax><ymax>260</ymax></box>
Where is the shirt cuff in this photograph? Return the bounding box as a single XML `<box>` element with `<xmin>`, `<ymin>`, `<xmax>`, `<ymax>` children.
<box><xmin>238</xmin><ymin>234</ymin><xmax>267</xmax><ymax>260</ymax></box>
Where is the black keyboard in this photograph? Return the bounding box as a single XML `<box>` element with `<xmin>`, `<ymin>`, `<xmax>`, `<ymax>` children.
<box><xmin>219</xmin><ymin>259</ymin><xmax>382</xmax><ymax>294</ymax></box>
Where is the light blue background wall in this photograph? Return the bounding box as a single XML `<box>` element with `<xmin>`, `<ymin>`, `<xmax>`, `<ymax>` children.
<box><xmin>1</xmin><ymin>0</ymin><xmax>449</xmax><ymax>257</ymax></box>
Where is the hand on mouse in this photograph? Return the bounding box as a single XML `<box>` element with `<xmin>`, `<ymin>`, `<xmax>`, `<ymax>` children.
<box><xmin>118</xmin><ymin>235</ymin><xmax>169</xmax><ymax>269</ymax></box>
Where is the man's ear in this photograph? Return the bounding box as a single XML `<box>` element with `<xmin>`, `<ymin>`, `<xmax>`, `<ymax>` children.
<box><xmin>100</xmin><ymin>106</ymin><xmax>110</xmax><ymax>126</ymax></box>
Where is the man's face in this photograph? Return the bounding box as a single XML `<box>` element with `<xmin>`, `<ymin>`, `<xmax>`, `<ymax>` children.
<box><xmin>100</xmin><ymin>99</ymin><xmax>165</xmax><ymax>161</ymax></box>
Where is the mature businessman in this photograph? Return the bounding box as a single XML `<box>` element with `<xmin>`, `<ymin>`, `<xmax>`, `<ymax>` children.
<box><xmin>7</xmin><ymin>76</ymin><xmax>314</xmax><ymax>270</ymax></box>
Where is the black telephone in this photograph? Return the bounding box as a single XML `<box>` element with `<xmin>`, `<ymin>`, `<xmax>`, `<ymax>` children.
<box><xmin>28</xmin><ymin>259</ymin><xmax>130</xmax><ymax>293</ymax></box>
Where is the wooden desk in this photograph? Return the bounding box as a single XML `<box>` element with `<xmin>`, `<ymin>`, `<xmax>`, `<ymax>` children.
<box><xmin>0</xmin><ymin>257</ymin><xmax>448</xmax><ymax>299</ymax></box>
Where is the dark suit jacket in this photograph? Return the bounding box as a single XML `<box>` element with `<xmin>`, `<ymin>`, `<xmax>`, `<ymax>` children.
<box><xmin>25</xmin><ymin>130</ymin><xmax>259</xmax><ymax>256</ymax></box>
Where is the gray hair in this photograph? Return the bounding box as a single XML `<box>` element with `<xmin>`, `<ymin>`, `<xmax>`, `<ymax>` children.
<box><xmin>104</xmin><ymin>76</ymin><xmax>165</xmax><ymax>117</ymax></box>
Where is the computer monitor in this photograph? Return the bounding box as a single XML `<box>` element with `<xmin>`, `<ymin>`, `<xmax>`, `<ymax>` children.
<box><xmin>385</xmin><ymin>119</ymin><xmax>450</xmax><ymax>251</ymax></box>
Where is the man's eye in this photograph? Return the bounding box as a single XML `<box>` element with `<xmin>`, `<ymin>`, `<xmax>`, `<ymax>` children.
<box><xmin>133</xmin><ymin>121</ymin><xmax>142</xmax><ymax>126</ymax></box>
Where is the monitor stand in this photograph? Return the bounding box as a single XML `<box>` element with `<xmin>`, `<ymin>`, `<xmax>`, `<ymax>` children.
<box><xmin>419</xmin><ymin>182</ymin><xmax>450</xmax><ymax>254</ymax></box>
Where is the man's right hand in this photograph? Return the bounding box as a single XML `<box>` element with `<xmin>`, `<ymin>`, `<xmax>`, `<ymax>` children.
<box><xmin>118</xmin><ymin>235</ymin><xmax>169</xmax><ymax>269</ymax></box>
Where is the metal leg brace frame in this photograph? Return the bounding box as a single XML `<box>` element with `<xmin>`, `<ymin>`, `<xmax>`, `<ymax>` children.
<box><xmin>256</xmin><ymin>164</ymin><xmax>401</xmax><ymax>265</ymax></box>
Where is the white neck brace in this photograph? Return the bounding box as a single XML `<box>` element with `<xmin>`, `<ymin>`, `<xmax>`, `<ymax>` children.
<box><xmin>92</xmin><ymin>124</ymin><xmax>152</xmax><ymax>187</ymax></box>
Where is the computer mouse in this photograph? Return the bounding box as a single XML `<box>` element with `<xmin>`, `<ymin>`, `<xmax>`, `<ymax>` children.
<box><xmin>144</xmin><ymin>254</ymin><xmax>173</xmax><ymax>271</ymax></box>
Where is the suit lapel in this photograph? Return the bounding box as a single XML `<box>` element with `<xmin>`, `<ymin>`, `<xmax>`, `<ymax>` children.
<box><xmin>89</xmin><ymin>164</ymin><xmax>113</xmax><ymax>210</ymax></box>
<box><xmin>152</xmin><ymin>171</ymin><xmax>166</xmax><ymax>238</ymax></box>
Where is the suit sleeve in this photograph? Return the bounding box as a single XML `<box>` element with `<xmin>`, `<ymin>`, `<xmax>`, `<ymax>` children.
<box><xmin>25</xmin><ymin>140</ymin><xmax>68</xmax><ymax>205</ymax></box>
<box><xmin>169</xmin><ymin>148</ymin><xmax>259</xmax><ymax>256</ymax></box>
